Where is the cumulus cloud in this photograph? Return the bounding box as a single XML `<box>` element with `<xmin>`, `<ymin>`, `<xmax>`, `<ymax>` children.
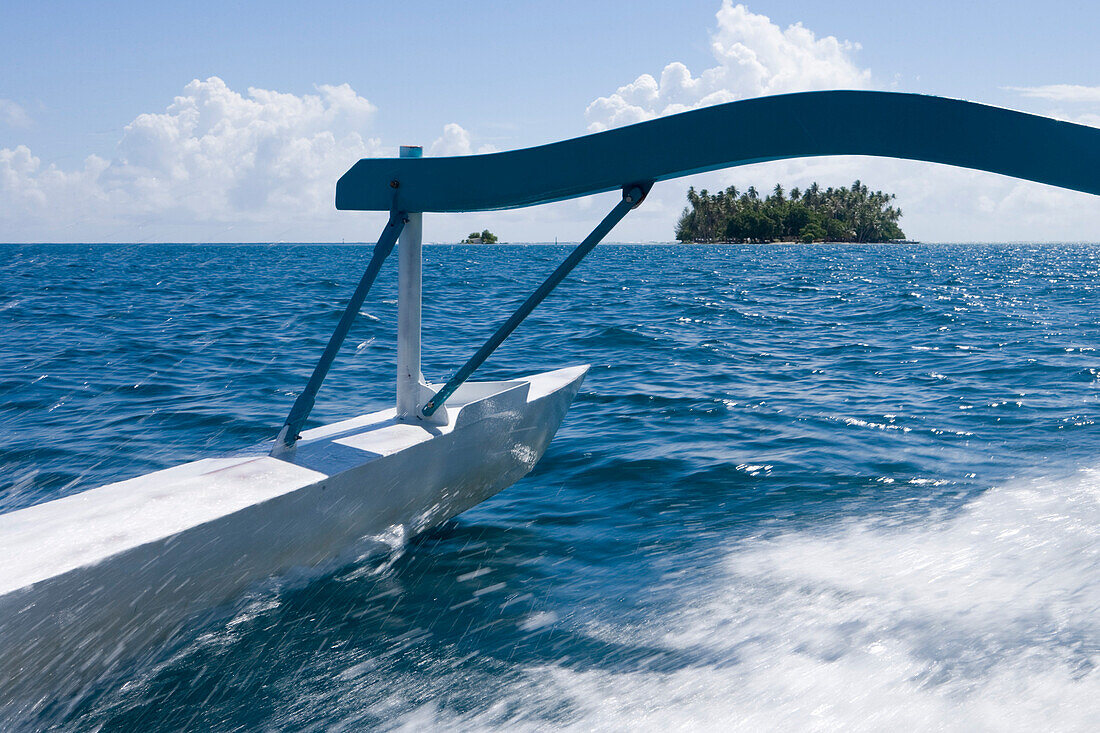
<box><xmin>0</xmin><ymin>99</ymin><xmax>32</xmax><ymax>128</ymax></box>
<box><xmin>585</xmin><ymin>1</ymin><xmax>870</xmax><ymax>131</ymax></box>
<box><xmin>1005</xmin><ymin>84</ymin><xmax>1100</xmax><ymax>103</ymax></box>
<box><xmin>1</xmin><ymin>76</ymin><xmax>513</xmax><ymax>242</ymax></box>
<box><xmin>430</xmin><ymin>122</ymin><xmax>498</xmax><ymax>156</ymax></box>
<box><xmin>1</xmin><ymin>77</ymin><xmax>383</xmax><ymax>241</ymax></box>
<box><xmin>430</xmin><ymin>123</ymin><xmax>473</xmax><ymax>156</ymax></box>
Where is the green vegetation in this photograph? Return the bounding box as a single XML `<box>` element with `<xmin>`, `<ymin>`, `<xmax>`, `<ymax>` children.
<box><xmin>675</xmin><ymin>181</ymin><xmax>905</xmax><ymax>243</ymax></box>
<box><xmin>462</xmin><ymin>229</ymin><xmax>498</xmax><ymax>244</ymax></box>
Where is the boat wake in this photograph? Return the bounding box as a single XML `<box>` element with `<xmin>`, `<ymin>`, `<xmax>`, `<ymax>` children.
<box><xmin>407</xmin><ymin>468</ymin><xmax>1099</xmax><ymax>730</ymax></box>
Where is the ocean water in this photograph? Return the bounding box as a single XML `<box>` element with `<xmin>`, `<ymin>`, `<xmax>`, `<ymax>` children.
<box><xmin>1</xmin><ymin>242</ymin><xmax>1098</xmax><ymax>730</ymax></box>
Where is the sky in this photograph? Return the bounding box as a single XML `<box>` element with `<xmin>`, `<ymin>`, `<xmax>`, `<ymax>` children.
<box><xmin>2</xmin><ymin>0</ymin><xmax>1100</xmax><ymax>243</ymax></box>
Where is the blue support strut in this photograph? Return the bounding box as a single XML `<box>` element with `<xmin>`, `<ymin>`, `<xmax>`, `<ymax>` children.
<box><xmin>422</xmin><ymin>183</ymin><xmax>650</xmax><ymax>418</ymax></box>
<box><xmin>273</xmin><ymin>210</ymin><xmax>407</xmax><ymax>453</ymax></box>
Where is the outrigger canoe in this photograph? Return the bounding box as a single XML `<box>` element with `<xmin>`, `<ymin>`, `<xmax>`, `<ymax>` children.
<box><xmin>2</xmin><ymin>90</ymin><xmax>1099</xmax><ymax>718</ymax></box>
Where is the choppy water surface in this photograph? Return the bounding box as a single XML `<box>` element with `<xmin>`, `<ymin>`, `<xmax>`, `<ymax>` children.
<box><xmin>2</xmin><ymin>243</ymin><xmax>1099</xmax><ymax>730</ymax></box>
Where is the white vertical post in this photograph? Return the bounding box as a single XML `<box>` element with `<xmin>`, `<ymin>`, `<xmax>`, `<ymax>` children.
<box><xmin>396</xmin><ymin>145</ymin><xmax>423</xmax><ymax>420</ymax></box>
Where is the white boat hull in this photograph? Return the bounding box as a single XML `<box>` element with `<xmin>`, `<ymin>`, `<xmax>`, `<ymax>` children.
<box><xmin>0</xmin><ymin>365</ymin><xmax>587</xmax><ymax>720</ymax></box>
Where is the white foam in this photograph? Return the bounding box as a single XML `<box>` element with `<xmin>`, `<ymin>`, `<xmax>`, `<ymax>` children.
<box><xmin>426</xmin><ymin>469</ymin><xmax>1100</xmax><ymax>731</ymax></box>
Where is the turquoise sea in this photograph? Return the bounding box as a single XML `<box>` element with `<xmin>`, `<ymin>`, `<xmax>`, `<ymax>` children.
<box><xmin>2</xmin><ymin>242</ymin><xmax>1098</xmax><ymax>730</ymax></box>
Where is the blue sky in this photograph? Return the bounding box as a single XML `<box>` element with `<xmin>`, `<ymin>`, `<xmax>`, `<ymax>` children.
<box><xmin>3</xmin><ymin>0</ymin><xmax>1100</xmax><ymax>242</ymax></box>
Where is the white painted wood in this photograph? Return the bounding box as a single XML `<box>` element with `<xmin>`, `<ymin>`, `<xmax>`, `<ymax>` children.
<box><xmin>396</xmin><ymin>210</ymin><xmax>424</xmax><ymax>419</ymax></box>
<box><xmin>396</xmin><ymin>144</ymin><xmax>427</xmax><ymax>421</ymax></box>
<box><xmin>0</xmin><ymin>365</ymin><xmax>588</xmax><ymax>723</ymax></box>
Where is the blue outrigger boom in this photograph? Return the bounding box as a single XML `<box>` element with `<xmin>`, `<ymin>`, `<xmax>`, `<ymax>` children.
<box><xmin>336</xmin><ymin>90</ymin><xmax>1100</xmax><ymax>213</ymax></box>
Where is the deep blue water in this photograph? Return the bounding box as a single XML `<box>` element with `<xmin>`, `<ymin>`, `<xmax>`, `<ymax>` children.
<box><xmin>2</xmin><ymin>243</ymin><xmax>1099</xmax><ymax>730</ymax></box>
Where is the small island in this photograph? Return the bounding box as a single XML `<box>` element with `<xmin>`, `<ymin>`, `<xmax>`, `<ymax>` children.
<box><xmin>675</xmin><ymin>181</ymin><xmax>905</xmax><ymax>243</ymax></box>
<box><xmin>462</xmin><ymin>229</ymin><xmax>499</xmax><ymax>244</ymax></box>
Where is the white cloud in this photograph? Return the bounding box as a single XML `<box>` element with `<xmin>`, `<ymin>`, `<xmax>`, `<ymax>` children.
<box><xmin>585</xmin><ymin>1</ymin><xmax>870</xmax><ymax>131</ymax></box>
<box><xmin>0</xmin><ymin>99</ymin><xmax>32</xmax><ymax>128</ymax></box>
<box><xmin>430</xmin><ymin>122</ymin><xmax>473</xmax><ymax>156</ymax></box>
<box><xmin>430</xmin><ymin>122</ymin><xmax>498</xmax><ymax>156</ymax></box>
<box><xmin>1006</xmin><ymin>84</ymin><xmax>1100</xmax><ymax>103</ymax></box>
<box><xmin>1</xmin><ymin>77</ymin><xmax>383</xmax><ymax>241</ymax></box>
<box><xmin>1</xmin><ymin>78</ymin><xmax>515</xmax><ymax>242</ymax></box>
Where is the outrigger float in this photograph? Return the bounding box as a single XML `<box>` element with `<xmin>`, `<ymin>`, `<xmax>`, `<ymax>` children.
<box><xmin>3</xmin><ymin>90</ymin><xmax>1100</xmax><ymax>714</ymax></box>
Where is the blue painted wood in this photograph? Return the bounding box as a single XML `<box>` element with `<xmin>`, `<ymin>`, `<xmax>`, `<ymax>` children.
<box><xmin>274</xmin><ymin>211</ymin><xmax>406</xmax><ymax>453</ymax></box>
<box><xmin>422</xmin><ymin>185</ymin><xmax>648</xmax><ymax>417</ymax></box>
<box><xmin>336</xmin><ymin>90</ymin><xmax>1100</xmax><ymax>213</ymax></box>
